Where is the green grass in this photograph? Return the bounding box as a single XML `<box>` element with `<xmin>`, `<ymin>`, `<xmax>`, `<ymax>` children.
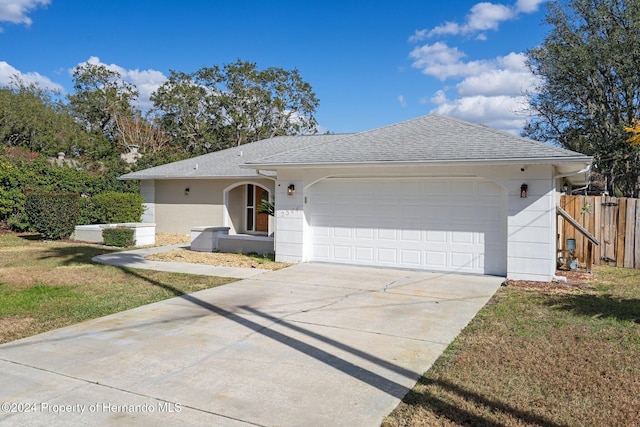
<box><xmin>383</xmin><ymin>266</ymin><xmax>640</xmax><ymax>427</ymax></box>
<box><xmin>0</xmin><ymin>233</ymin><xmax>236</xmax><ymax>343</ymax></box>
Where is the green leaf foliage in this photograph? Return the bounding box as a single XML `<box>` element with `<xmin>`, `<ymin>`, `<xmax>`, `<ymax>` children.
<box><xmin>102</xmin><ymin>227</ymin><xmax>135</xmax><ymax>247</ymax></box>
<box><xmin>90</xmin><ymin>192</ymin><xmax>144</xmax><ymax>224</ymax></box>
<box><xmin>152</xmin><ymin>59</ymin><xmax>319</xmax><ymax>155</ymax></box>
<box><xmin>0</xmin><ymin>148</ymin><xmax>138</xmax><ymax>230</ymax></box>
<box><xmin>25</xmin><ymin>192</ymin><xmax>81</xmax><ymax>240</ymax></box>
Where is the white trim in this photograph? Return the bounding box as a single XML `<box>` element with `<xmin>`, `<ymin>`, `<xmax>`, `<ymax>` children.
<box><xmin>222</xmin><ymin>181</ymin><xmax>272</xmax><ymax>234</ymax></box>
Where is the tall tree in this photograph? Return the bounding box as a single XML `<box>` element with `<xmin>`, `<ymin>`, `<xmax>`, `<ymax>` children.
<box><xmin>150</xmin><ymin>70</ymin><xmax>214</xmax><ymax>154</ymax></box>
<box><xmin>524</xmin><ymin>0</ymin><xmax>640</xmax><ymax>197</ymax></box>
<box><xmin>0</xmin><ymin>79</ymin><xmax>86</xmax><ymax>156</ymax></box>
<box><xmin>68</xmin><ymin>63</ymin><xmax>138</xmax><ymax>144</ymax></box>
<box><xmin>152</xmin><ymin>59</ymin><xmax>319</xmax><ymax>154</ymax></box>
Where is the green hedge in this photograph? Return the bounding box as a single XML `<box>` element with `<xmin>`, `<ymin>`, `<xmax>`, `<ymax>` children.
<box><xmin>102</xmin><ymin>227</ymin><xmax>135</xmax><ymax>247</ymax></box>
<box><xmin>25</xmin><ymin>191</ymin><xmax>81</xmax><ymax>240</ymax></box>
<box><xmin>93</xmin><ymin>192</ymin><xmax>144</xmax><ymax>223</ymax></box>
<box><xmin>78</xmin><ymin>192</ymin><xmax>144</xmax><ymax>225</ymax></box>
<box><xmin>0</xmin><ymin>149</ymin><xmax>139</xmax><ymax>230</ymax></box>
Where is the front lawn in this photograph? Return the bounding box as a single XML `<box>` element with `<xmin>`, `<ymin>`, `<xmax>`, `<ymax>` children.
<box><xmin>0</xmin><ymin>233</ymin><xmax>235</xmax><ymax>344</ymax></box>
<box><xmin>383</xmin><ymin>266</ymin><xmax>640</xmax><ymax>426</ymax></box>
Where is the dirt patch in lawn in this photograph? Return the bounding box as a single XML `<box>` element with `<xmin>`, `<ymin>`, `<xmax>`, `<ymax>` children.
<box><xmin>147</xmin><ymin>249</ymin><xmax>290</xmax><ymax>270</ymax></box>
<box><xmin>147</xmin><ymin>233</ymin><xmax>290</xmax><ymax>270</ymax></box>
<box><xmin>0</xmin><ymin>316</ymin><xmax>37</xmax><ymax>343</ymax></box>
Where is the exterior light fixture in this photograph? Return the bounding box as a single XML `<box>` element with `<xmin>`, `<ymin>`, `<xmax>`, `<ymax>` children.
<box><xmin>562</xmin><ymin>183</ymin><xmax>569</xmax><ymax>194</ymax></box>
<box><xmin>184</xmin><ymin>187</ymin><xmax>190</xmax><ymax>195</ymax></box>
<box><xmin>520</xmin><ymin>184</ymin><xmax>528</xmax><ymax>198</ymax></box>
<box><xmin>287</xmin><ymin>184</ymin><xmax>295</xmax><ymax>196</ymax></box>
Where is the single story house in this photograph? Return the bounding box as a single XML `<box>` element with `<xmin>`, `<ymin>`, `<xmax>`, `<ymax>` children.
<box><xmin>120</xmin><ymin>114</ymin><xmax>592</xmax><ymax>282</ymax></box>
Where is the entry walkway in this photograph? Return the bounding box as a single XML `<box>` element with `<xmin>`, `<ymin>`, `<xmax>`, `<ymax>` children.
<box><xmin>92</xmin><ymin>245</ymin><xmax>267</xmax><ymax>279</ymax></box>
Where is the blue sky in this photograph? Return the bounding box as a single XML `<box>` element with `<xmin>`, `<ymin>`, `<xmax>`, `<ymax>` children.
<box><xmin>1</xmin><ymin>0</ymin><xmax>550</xmax><ymax>135</ymax></box>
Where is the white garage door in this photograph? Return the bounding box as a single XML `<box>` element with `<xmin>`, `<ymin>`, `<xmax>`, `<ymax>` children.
<box><xmin>308</xmin><ymin>178</ymin><xmax>506</xmax><ymax>275</ymax></box>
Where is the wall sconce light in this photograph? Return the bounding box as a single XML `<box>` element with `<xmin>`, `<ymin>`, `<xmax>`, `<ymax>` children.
<box><xmin>184</xmin><ymin>187</ymin><xmax>190</xmax><ymax>195</ymax></box>
<box><xmin>562</xmin><ymin>183</ymin><xmax>569</xmax><ymax>194</ymax></box>
<box><xmin>520</xmin><ymin>183</ymin><xmax>528</xmax><ymax>198</ymax></box>
<box><xmin>287</xmin><ymin>184</ymin><xmax>295</xmax><ymax>196</ymax></box>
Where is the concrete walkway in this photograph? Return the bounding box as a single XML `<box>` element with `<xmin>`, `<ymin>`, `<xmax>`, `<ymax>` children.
<box><xmin>92</xmin><ymin>245</ymin><xmax>268</xmax><ymax>279</ymax></box>
<box><xmin>0</xmin><ymin>251</ymin><xmax>503</xmax><ymax>426</ymax></box>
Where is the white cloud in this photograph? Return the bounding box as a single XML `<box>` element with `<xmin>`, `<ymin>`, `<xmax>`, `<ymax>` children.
<box><xmin>409</xmin><ymin>42</ymin><xmax>493</xmax><ymax>80</ymax></box>
<box><xmin>431</xmin><ymin>92</ymin><xmax>530</xmax><ymax>135</ymax></box>
<box><xmin>0</xmin><ymin>60</ymin><xmax>63</xmax><ymax>91</ymax></box>
<box><xmin>411</xmin><ymin>50</ymin><xmax>537</xmax><ymax>134</ymax></box>
<box><xmin>409</xmin><ymin>0</ymin><xmax>546</xmax><ymax>41</ymax></box>
<box><xmin>0</xmin><ymin>0</ymin><xmax>50</xmax><ymax>27</ymax></box>
<box><xmin>515</xmin><ymin>0</ymin><xmax>546</xmax><ymax>13</ymax></box>
<box><xmin>455</xmin><ymin>52</ymin><xmax>540</xmax><ymax>97</ymax></box>
<box><xmin>465</xmin><ymin>2</ymin><xmax>514</xmax><ymax>33</ymax></box>
<box><xmin>75</xmin><ymin>57</ymin><xmax>167</xmax><ymax>109</ymax></box>
<box><xmin>398</xmin><ymin>95</ymin><xmax>407</xmax><ymax>108</ymax></box>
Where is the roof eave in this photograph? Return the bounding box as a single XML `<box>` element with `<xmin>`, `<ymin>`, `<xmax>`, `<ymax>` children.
<box><xmin>241</xmin><ymin>156</ymin><xmax>593</xmax><ymax>170</ymax></box>
<box><xmin>118</xmin><ymin>173</ymin><xmax>273</xmax><ymax>181</ymax></box>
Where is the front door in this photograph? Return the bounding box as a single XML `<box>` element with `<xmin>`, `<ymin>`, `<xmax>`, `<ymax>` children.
<box><xmin>255</xmin><ymin>186</ymin><xmax>269</xmax><ymax>233</ymax></box>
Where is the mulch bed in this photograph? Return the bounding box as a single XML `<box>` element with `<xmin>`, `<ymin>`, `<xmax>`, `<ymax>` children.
<box><xmin>503</xmin><ymin>269</ymin><xmax>593</xmax><ymax>290</ymax></box>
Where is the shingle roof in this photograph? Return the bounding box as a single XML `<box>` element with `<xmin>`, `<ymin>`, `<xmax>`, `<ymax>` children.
<box><xmin>119</xmin><ymin>134</ymin><xmax>343</xmax><ymax>180</ymax></box>
<box><xmin>244</xmin><ymin>114</ymin><xmax>591</xmax><ymax>167</ymax></box>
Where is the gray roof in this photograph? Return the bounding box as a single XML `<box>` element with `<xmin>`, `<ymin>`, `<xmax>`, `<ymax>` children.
<box><xmin>244</xmin><ymin>114</ymin><xmax>591</xmax><ymax>168</ymax></box>
<box><xmin>119</xmin><ymin>134</ymin><xmax>343</xmax><ymax>180</ymax></box>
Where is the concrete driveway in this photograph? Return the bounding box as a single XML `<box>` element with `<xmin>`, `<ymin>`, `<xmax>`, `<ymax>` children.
<box><xmin>0</xmin><ymin>263</ymin><xmax>502</xmax><ymax>426</ymax></box>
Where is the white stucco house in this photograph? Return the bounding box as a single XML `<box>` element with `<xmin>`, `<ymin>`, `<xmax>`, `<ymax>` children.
<box><xmin>120</xmin><ymin>114</ymin><xmax>592</xmax><ymax>282</ymax></box>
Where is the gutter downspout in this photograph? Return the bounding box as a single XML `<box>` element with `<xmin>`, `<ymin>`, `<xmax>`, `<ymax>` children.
<box><xmin>554</xmin><ymin>164</ymin><xmax>592</xmax><ymax>180</ymax></box>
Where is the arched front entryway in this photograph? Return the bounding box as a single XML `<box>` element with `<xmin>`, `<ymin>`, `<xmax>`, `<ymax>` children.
<box><xmin>223</xmin><ymin>182</ymin><xmax>272</xmax><ymax>235</ymax></box>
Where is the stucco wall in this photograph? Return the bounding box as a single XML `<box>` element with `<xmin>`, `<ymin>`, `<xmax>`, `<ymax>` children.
<box><xmin>140</xmin><ymin>178</ymin><xmax>274</xmax><ymax>235</ymax></box>
<box><xmin>140</xmin><ymin>180</ymin><xmax>155</xmax><ymax>224</ymax></box>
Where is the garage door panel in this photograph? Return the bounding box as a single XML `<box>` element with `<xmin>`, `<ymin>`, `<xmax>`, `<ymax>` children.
<box><xmin>312</xmin><ymin>244</ymin><xmax>330</xmax><ymax>259</ymax></box>
<box><xmin>378</xmin><ymin>229</ymin><xmax>398</xmax><ymax>240</ymax></box>
<box><xmin>333</xmin><ymin>227</ymin><xmax>352</xmax><ymax>238</ymax></box>
<box><xmin>451</xmin><ymin>252</ymin><xmax>475</xmax><ymax>269</ymax></box>
<box><xmin>400</xmin><ymin>249</ymin><xmax>422</xmax><ymax>265</ymax></box>
<box><xmin>355</xmin><ymin>246</ymin><xmax>374</xmax><ymax>261</ymax></box>
<box><xmin>308</xmin><ymin>178</ymin><xmax>507</xmax><ymax>275</ymax></box>
<box><xmin>401</xmin><ymin>229</ymin><xmax>422</xmax><ymax>241</ymax></box>
<box><xmin>425</xmin><ymin>251</ymin><xmax>447</xmax><ymax>267</ymax></box>
<box><xmin>451</xmin><ymin>231</ymin><xmax>475</xmax><ymax>244</ymax></box>
<box><xmin>426</xmin><ymin>230</ymin><xmax>447</xmax><ymax>243</ymax></box>
<box><xmin>355</xmin><ymin>228</ymin><xmax>374</xmax><ymax>239</ymax></box>
<box><xmin>377</xmin><ymin>248</ymin><xmax>397</xmax><ymax>263</ymax></box>
<box><xmin>333</xmin><ymin>246</ymin><xmax>352</xmax><ymax>260</ymax></box>
<box><xmin>312</xmin><ymin>226</ymin><xmax>330</xmax><ymax>238</ymax></box>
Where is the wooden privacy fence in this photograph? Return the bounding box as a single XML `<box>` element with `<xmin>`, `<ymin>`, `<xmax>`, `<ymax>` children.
<box><xmin>559</xmin><ymin>195</ymin><xmax>640</xmax><ymax>269</ymax></box>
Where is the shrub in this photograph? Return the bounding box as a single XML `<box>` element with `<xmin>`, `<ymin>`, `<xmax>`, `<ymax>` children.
<box><xmin>0</xmin><ymin>148</ymin><xmax>140</xmax><ymax>230</ymax></box>
<box><xmin>25</xmin><ymin>191</ymin><xmax>81</xmax><ymax>239</ymax></box>
<box><xmin>88</xmin><ymin>192</ymin><xmax>144</xmax><ymax>224</ymax></box>
<box><xmin>102</xmin><ymin>227</ymin><xmax>135</xmax><ymax>247</ymax></box>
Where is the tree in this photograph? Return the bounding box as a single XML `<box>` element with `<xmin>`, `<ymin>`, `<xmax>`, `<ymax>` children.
<box><xmin>524</xmin><ymin>0</ymin><xmax>640</xmax><ymax>197</ymax></box>
<box><xmin>0</xmin><ymin>79</ymin><xmax>87</xmax><ymax>156</ymax></box>
<box><xmin>150</xmin><ymin>70</ymin><xmax>215</xmax><ymax>154</ymax></box>
<box><xmin>68</xmin><ymin>63</ymin><xmax>138</xmax><ymax>146</ymax></box>
<box><xmin>151</xmin><ymin>59</ymin><xmax>319</xmax><ymax>154</ymax></box>
<box><xmin>112</xmin><ymin>108</ymin><xmax>172</xmax><ymax>155</ymax></box>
